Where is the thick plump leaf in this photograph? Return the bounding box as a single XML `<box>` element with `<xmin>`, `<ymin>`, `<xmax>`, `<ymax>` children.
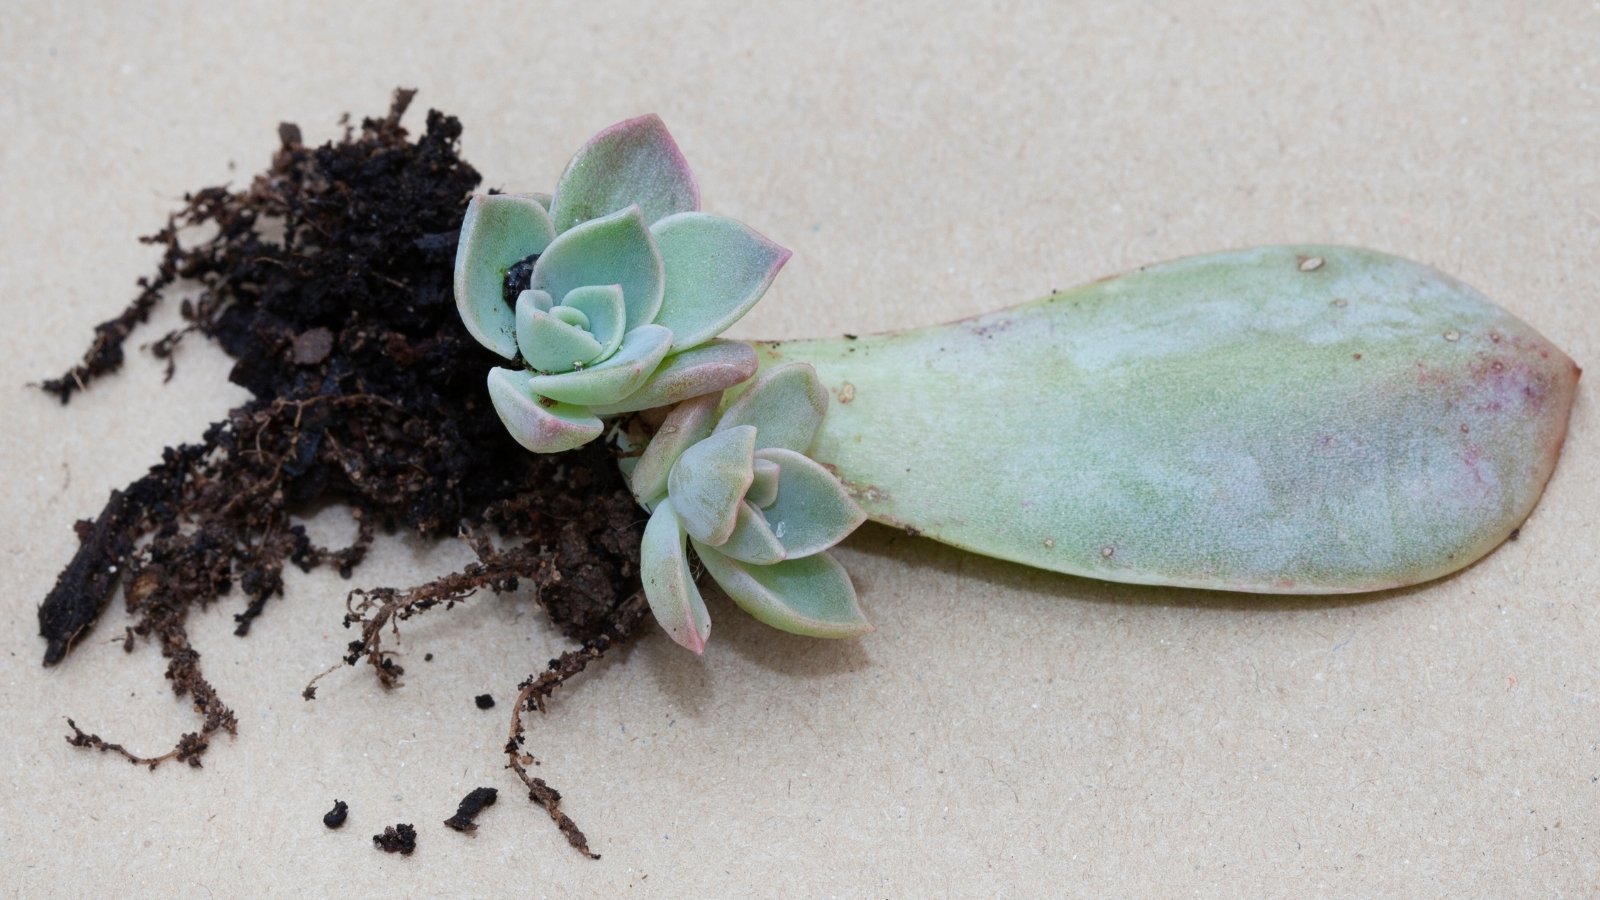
<box><xmin>454</xmin><ymin>194</ymin><xmax>556</xmax><ymax>359</ymax></box>
<box><xmin>630</xmin><ymin>392</ymin><xmax>720</xmax><ymax>507</ymax></box>
<box><xmin>559</xmin><ymin>283</ymin><xmax>628</xmax><ymax>361</ymax></box>
<box><xmin>517</xmin><ymin>298</ymin><xmax>604</xmax><ymax>374</ymax></box>
<box><xmin>525</xmin><ymin>324</ymin><xmax>673</xmax><ymax>406</ymax></box>
<box><xmin>531</xmin><ymin>205</ymin><xmax>665</xmax><ymax>331</ymax></box>
<box><xmin>548</xmin><ymin>114</ymin><xmax>700</xmax><ymax>234</ymax></box>
<box><xmin>759</xmin><ymin>245</ymin><xmax>1582</xmax><ymax>593</ymax></box>
<box><xmin>716</xmin><ymin>362</ymin><xmax>828</xmax><ymax>453</ymax></box>
<box><xmin>668</xmin><ymin>424</ymin><xmax>756</xmax><ymax>546</ymax></box>
<box><xmin>747</xmin><ymin>456</ymin><xmax>780</xmax><ymax>508</ymax></box>
<box><xmin>754</xmin><ymin>448</ymin><xmax>866</xmax><ymax>557</ymax></box>
<box><xmin>641</xmin><ymin>501</ymin><xmax>711</xmax><ymax>654</ymax></box>
<box><xmin>716</xmin><ymin>502</ymin><xmax>786</xmax><ymax>565</ymax></box>
<box><xmin>695</xmin><ymin>546</ymin><xmax>871</xmax><ymax>639</ymax></box>
<box><xmin>588</xmin><ymin>339</ymin><xmax>759</xmax><ymax>416</ymax></box>
<box><xmin>485</xmin><ymin>367</ymin><xmax>603</xmax><ymax>453</ymax></box>
<box><xmin>651</xmin><ymin>212</ymin><xmax>792</xmax><ymax>351</ymax></box>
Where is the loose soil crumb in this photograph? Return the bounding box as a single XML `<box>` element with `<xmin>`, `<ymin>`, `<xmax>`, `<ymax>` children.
<box><xmin>443</xmin><ymin>787</ymin><xmax>498</xmax><ymax>833</ymax></box>
<box><xmin>373</xmin><ymin>823</ymin><xmax>418</xmax><ymax>855</ymax></box>
<box><xmin>475</xmin><ymin>693</ymin><xmax>495</xmax><ymax>710</ymax></box>
<box><xmin>37</xmin><ymin>90</ymin><xmax>645</xmax><ymax>856</ymax></box>
<box><xmin>323</xmin><ymin>800</ymin><xmax>349</xmax><ymax>829</ymax></box>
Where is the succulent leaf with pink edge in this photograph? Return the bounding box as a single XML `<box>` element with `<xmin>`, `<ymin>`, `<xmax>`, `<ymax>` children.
<box><xmin>634</xmin><ymin>364</ymin><xmax>870</xmax><ymax>654</ymax></box>
<box><xmin>454</xmin><ymin>115</ymin><xmax>791</xmax><ymax>453</ymax></box>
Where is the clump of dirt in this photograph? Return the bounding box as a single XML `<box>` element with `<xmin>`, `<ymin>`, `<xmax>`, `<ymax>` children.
<box><xmin>37</xmin><ymin>90</ymin><xmax>643</xmax><ymax>856</ymax></box>
<box><xmin>373</xmin><ymin>823</ymin><xmax>418</xmax><ymax>855</ymax></box>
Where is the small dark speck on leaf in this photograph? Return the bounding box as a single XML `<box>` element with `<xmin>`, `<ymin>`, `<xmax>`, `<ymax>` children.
<box><xmin>843</xmin><ymin>333</ymin><xmax>858</xmax><ymax>340</ymax></box>
<box><xmin>1509</xmin><ymin>527</ymin><xmax>1520</xmax><ymax>541</ymax></box>
<box><xmin>424</xmin><ymin>653</ymin><xmax>433</xmax><ymax>662</ymax></box>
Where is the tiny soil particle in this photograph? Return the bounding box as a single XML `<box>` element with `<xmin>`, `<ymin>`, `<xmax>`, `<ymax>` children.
<box><xmin>373</xmin><ymin>823</ymin><xmax>417</xmax><ymax>855</ymax></box>
<box><xmin>444</xmin><ymin>787</ymin><xmax>499</xmax><ymax>833</ymax></box>
<box><xmin>837</xmin><ymin>382</ymin><xmax>856</xmax><ymax>403</ymax></box>
<box><xmin>1332</xmin><ymin>298</ymin><xmax>1348</xmax><ymax>308</ymax></box>
<box><xmin>323</xmin><ymin>799</ymin><xmax>349</xmax><ymax>829</ymax></box>
<box><xmin>475</xmin><ymin>693</ymin><xmax>496</xmax><ymax>710</ymax></box>
<box><xmin>1509</xmin><ymin>527</ymin><xmax>1521</xmax><ymax>541</ymax></box>
<box><xmin>1043</xmin><ymin>538</ymin><xmax>1055</xmax><ymax>549</ymax></box>
<box><xmin>424</xmin><ymin>653</ymin><xmax>433</xmax><ymax>662</ymax></box>
<box><xmin>1445</xmin><ymin>330</ymin><xmax>1461</xmax><ymax>342</ymax></box>
<box><xmin>1298</xmin><ymin>255</ymin><xmax>1325</xmax><ymax>272</ymax></box>
<box><xmin>1352</xmin><ymin>353</ymin><xmax>1363</xmax><ymax>360</ymax></box>
<box><xmin>1100</xmin><ymin>545</ymin><xmax>1116</xmax><ymax>559</ymax></box>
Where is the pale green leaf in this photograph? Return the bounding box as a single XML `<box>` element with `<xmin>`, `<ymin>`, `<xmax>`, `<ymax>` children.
<box><xmin>753</xmin><ymin>448</ymin><xmax>865</xmax><ymax>557</ymax></box>
<box><xmin>651</xmin><ymin>212</ymin><xmax>791</xmax><ymax>351</ymax></box>
<box><xmin>548</xmin><ymin>114</ymin><xmax>699</xmax><ymax>234</ymax></box>
<box><xmin>668</xmin><ymin>424</ymin><xmax>755</xmax><ymax>546</ymax></box>
<box><xmin>531</xmin><ymin>205</ymin><xmax>665</xmax><ymax>331</ymax></box>
<box><xmin>641</xmin><ymin>501</ymin><xmax>711</xmax><ymax>654</ymax></box>
<box><xmin>587</xmin><ymin>339</ymin><xmax>758</xmax><ymax>416</ymax></box>
<box><xmin>525</xmin><ymin>324</ymin><xmax>673</xmax><ymax>406</ymax></box>
<box><xmin>716</xmin><ymin>362</ymin><xmax>827</xmax><ymax>453</ymax></box>
<box><xmin>454</xmin><ymin>194</ymin><xmax>556</xmax><ymax>359</ymax></box>
<box><xmin>695</xmin><ymin>546</ymin><xmax>871</xmax><ymax>639</ymax></box>
<box><xmin>630</xmin><ymin>392</ymin><xmax>721</xmax><ymax>507</ymax></box>
<box><xmin>485</xmin><ymin>367</ymin><xmax>603</xmax><ymax>453</ymax></box>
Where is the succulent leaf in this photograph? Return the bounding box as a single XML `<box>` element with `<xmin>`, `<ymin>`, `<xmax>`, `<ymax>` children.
<box><xmin>668</xmin><ymin>424</ymin><xmax>757</xmax><ymax>546</ymax></box>
<box><xmin>747</xmin><ymin>457</ymin><xmax>781</xmax><ymax>508</ymax></box>
<box><xmin>548</xmin><ymin>114</ymin><xmax>700</xmax><ymax>234</ymax></box>
<box><xmin>485</xmin><ymin>367</ymin><xmax>604</xmax><ymax>453</ymax></box>
<box><xmin>531</xmin><ymin>205</ymin><xmax>665</xmax><ymax>331</ymax></box>
<box><xmin>758</xmin><ymin>245</ymin><xmax>1581</xmax><ymax>594</ymax></box>
<box><xmin>559</xmin><ymin>283</ymin><xmax>628</xmax><ymax>360</ymax></box>
<box><xmin>517</xmin><ymin>298</ymin><xmax>605</xmax><ymax>374</ymax></box>
<box><xmin>629</xmin><ymin>392</ymin><xmax>721</xmax><ymax>507</ymax></box>
<box><xmin>715</xmin><ymin>501</ymin><xmax>787</xmax><ymax>565</ymax></box>
<box><xmin>716</xmin><ymin>362</ymin><xmax>828</xmax><ymax>453</ymax></box>
<box><xmin>455</xmin><ymin>194</ymin><xmax>557</xmax><ymax>359</ymax></box>
<box><xmin>641</xmin><ymin>500</ymin><xmax>712</xmax><ymax>654</ymax></box>
<box><xmin>587</xmin><ymin>339</ymin><xmax>759</xmax><ymax>416</ymax></box>
<box><xmin>651</xmin><ymin>212</ymin><xmax>792</xmax><ymax>351</ymax></box>
<box><xmin>524</xmin><ymin>324</ymin><xmax>674</xmax><ymax>406</ymax></box>
<box><xmin>753</xmin><ymin>448</ymin><xmax>867</xmax><ymax>558</ymax></box>
<box><xmin>694</xmin><ymin>546</ymin><xmax>871</xmax><ymax>639</ymax></box>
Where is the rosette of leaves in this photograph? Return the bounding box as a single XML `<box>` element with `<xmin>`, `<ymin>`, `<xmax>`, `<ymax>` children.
<box><xmin>455</xmin><ymin>115</ymin><xmax>791</xmax><ymax>452</ymax></box>
<box><xmin>626</xmin><ymin>363</ymin><xmax>870</xmax><ymax>653</ymax></box>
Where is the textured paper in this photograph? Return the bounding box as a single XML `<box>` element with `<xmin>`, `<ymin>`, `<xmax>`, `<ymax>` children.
<box><xmin>3</xmin><ymin>2</ymin><xmax>1596</xmax><ymax>895</ymax></box>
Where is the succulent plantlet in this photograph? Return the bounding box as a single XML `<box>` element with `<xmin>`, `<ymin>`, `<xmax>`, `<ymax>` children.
<box><xmin>629</xmin><ymin>364</ymin><xmax>870</xmax><ymax>653</ymax></box>
<box><xmin>760</xmin><ymin>246</ymin><xmax>1580</xmax><ymax>594</ymax></box>
<box><xmin>455</xmin><ymin>115</ymin><xmax>791</xmax><ymax>452</ymax></box>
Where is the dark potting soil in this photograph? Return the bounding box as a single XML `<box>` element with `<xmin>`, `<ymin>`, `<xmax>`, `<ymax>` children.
<box><xmin>36</xmin><ymin>90</ymin><xmax>642</xmax><ymax>858</ymax></box>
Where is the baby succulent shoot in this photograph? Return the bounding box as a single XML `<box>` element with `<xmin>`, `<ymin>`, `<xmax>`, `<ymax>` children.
<box><xmin>454</xmin><ymin>115</ymin><xmax>870</xmax><ymax>652</ymax></box>
<box><xmin>455</xmin><ymin>114</ymin><xmax>791</xmax><ymax>452</ymax></box>
<box><xmin>627</xmin><ymin>364</ymin><xmax>871</xmax><ymax>653</ymax></box>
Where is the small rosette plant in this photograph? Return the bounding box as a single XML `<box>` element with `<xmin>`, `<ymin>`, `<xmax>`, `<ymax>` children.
<box><xmin>626</xmin><ymin>364</ymin><xmax>871</xmax><ymax>653</ymax></box>
<box><xmin>455</xmin><ymin>115</ymin><xmax>791</xmax><ymax>452</ymax></box>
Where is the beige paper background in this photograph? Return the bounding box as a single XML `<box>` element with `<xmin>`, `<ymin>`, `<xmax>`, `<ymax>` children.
<box><xmin>3</xmin><ymin>1</ymin><xmax>1597</xmax><ymax>896</ymax></box>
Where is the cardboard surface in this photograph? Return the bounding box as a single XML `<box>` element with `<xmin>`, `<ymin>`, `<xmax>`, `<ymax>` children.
<box><xmin>3</xmin><ymin>2</ymin><xmax>1596</xmax><ymax>895</ymax></box>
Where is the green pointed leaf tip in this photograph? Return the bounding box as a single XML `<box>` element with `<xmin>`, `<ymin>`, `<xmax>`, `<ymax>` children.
<box><xmin>759</xmin><ymin>245</ymin><xmax>1579</xmax><ymax>594</ymax></box>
